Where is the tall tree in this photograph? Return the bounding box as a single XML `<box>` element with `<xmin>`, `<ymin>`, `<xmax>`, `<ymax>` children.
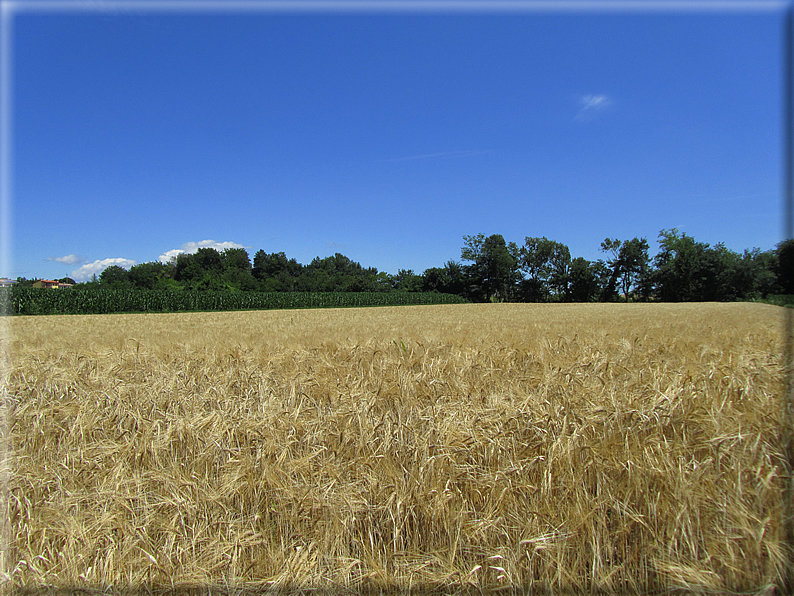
<box><xmin>422</xmin><ymin>267</ymin><xmax>447</xmax><ymax>293</ymax></box>
<box><xmin>194</xmin><ymin>247</ymin><xmax>224</xmax><ymax>273</ymax></box>
<box><xmin>518</xmin><ymin>237</ymin><xmax>571</xmax><ymax>301</ymax></box>
<box><xmin>128</xmin><ymin>261</ymin><xmax>170</xmax><ymax>290</ymax></box>
<box><xmin>221</xmin><ymin>248</ymin><xmax>252</xmax><ymax>273</ymax></box>
<box><xmin>298</xmin><ymin>253</ymin><xmax>381</xmax><ymax>292</ymax></box>
<box><xmin>652</xmin><ymin>229</ymin><xmax>709</xmax><ymax>302</ymax></box>
<box><xmin>174</xmin><ymin>253</ymin><xmax>204</xmax><ymax>288</ymax></box>
<box><xmin>442</xmin><ymin>260</ymin><xmax>467</xmax><ymax>296</ymax></box>
<box><xmin>461</xmin><ymin>234</ymin><xmax>520</xmax><ymax>302</ymax></box>
<box><xmin>777</xmin><ymin>239</ymin><xmax>794</xmax><ymax>294</ymax></box>
<box><xmin>601</xmin><ymin>237</ymin><xmax>649</xmax><ymax>301</ymax></box>
<box><xmin>392</xmin><ymin>269</ymin><xmax>422</xmax><ymax>292</ymax></box>
<box><xmin>749</xmin><ymin>248</ymin><xmax>780</xmax><ymax>298</ymax></box>
<box><xmin>566</xmin><ymin>257</ymin><xmax>599</xmax><ymax>302</ymax></box>
<box><xmin>423</xmin><ymin>261</ymin><xmax>466</xmax><ymax>296</ymax></box>
<box><xmin>618</xmin><ymin>237</ymin><xmax>651</xmax><ymax>301</ymax></box>
<box><xmin>99</xmin><ymin>265</ymin><xmax>131</xmax><ymax>289</ymax></box>
<box><xmin>652</xmin><ymin>230</ymin><xmax>775</xmax><ymax>302</ymax></box>
<box><xmin>253</xmin><ymin>250</ymin><xmax>302</xmax><ymax>291</ymax></box>
<box><xmin>599</xmin><ymin>239</ymin><xmax>622</xmax><ymax>301</ymax></box>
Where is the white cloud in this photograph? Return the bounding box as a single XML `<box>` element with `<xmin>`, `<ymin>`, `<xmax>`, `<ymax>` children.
<box><xmin>158</xmin><ymin>249</ymin><xmax>185</xmax><ymax>263</ymax></box>
<box><xmin>47</xmin><ymin>254</ymin><xmax>83</xmax><ymax>265</ymax></box>
<box><xmin>158</xmin><ymin>240</ymin><xmax>246</xmax><ymax>263</ymax></box>
<box><xmin>575</xmin><ymin>94</ymin><xmax>612</xmax><ymax>121</ymax></box>
<box><xmin>71</xmin><ymin>258</ymin><xmax>136</xmax><ymax>282</ymax></box>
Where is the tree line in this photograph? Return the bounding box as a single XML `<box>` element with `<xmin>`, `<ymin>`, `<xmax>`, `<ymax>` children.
<box><xmin>18</xmin><ymin>229</ymin><xmax>793</xmax><ymax>303</ymax></box>
<box><xmin>449</xmin><ymin>230</ymin><xmax>785</xmax><ymax>303</ymax></box>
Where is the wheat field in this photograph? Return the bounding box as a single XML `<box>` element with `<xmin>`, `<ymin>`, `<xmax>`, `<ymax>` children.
<box><xmin>1</xmin><ymin>302</ymin><xmax>789</xmax><ymax>594</ymax></box>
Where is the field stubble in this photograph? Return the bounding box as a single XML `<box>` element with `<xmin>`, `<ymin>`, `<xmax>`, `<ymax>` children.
<box><xmin>2</xmin><ymin>302</ymin><xmax>789</xmax><ymax>593</ymax></box>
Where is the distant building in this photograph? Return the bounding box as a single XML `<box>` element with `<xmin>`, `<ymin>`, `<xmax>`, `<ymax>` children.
<box><xmin>0</xmin><ymin>278</ymin><xmax>15</xmax><ymax>287</ymax></box>
<box><xmin>32</xmin><ymin>279</ymin><xmax>61</xmax><ymax>289</ymax></box>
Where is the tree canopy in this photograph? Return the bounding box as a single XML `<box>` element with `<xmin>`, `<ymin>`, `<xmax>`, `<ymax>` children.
<box><xmin>51</xmin><ymin>230</ymin><xmax>783</xmax><ymax>304</ymax></box>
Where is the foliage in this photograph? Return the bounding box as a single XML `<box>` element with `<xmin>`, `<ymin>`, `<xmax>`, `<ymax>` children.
<box><xmin>385</xmin><ymin>269</ymin><xmax>420</xmax><ymax>292</ymax></box>
<box><xmin>517</xmin><ymin>237</ymin><xmax>572</xmax><ymax>301</ymax></box>
<box><xmin>652</xmin><ymin>229</ymin><xmax>710</xmax><ymax>302</ymax></box>
<box><xmin>253</xmin><ymin>250</ymin><xmax>302</xmax><ymax>292</ymax></box>
<box><xmin>99</xmin><ymin>265</ymin><xmax>132</xmax><ymax>289</ymax></box>
<box><xmin>461</xmin><ymin>233</ymin><xmax>520</xmax><ymax>302</ymax></box>
<box><xmin>775</xmin><ymin>239</ymin><xmax>794</xmax><ymax>294</ymax></box>
<box><xmin>422</xmin><ymin>261</ymin><xmax>466</xmax><ymax>296</ymax></box>
<box><xmin>28</xmin><ymin>230</ymin><xmax>784</xmax><ymax>305</ymax></box>
<box><xmin>295</xmin><ymin>255</ymin><xmax>358</xmax><ymax>291</ymax></box>
<box><xmin>566</xmin><ymin>257</ymin><xmax>600</xmax><ymax>302</ymax></box>
<box><xmin>128</xmin><ymin>261</ymin><xmax>171</xmax><ymax>291</ymax></box>
<box><xmin>651</xmin><ymin>230</ymin><xmax>778</xmax><ymax>302</ymax></box>
<box><xmin>600</xmin><ymin>237</ymin><xmax>650</xmax><ymax>302</ymax></box>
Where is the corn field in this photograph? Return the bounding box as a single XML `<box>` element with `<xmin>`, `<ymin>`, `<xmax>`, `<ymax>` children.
<box><xmin>1</xmin><ymin>302</ymin><xmax>789</xmax><ymax>594</ymax></box>
<box><xmin>1</xmin><ymin>287</ymin><xmax>467</xmax><ymax>316</ymax></box>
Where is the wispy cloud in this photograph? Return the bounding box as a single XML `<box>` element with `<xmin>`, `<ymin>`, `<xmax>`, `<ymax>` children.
<box><xmin>158</xmin><ymin>239</ymin><xmax>246</xmax><ymax>263</ymax></box>
<box><xmin>71</xmin><ymin>257</ymin><xmax>136</xmax><ymax>282</ymax></box>
<box><xmin>575</xmin><ymin>94</ymin><xmax>612</xmax><ymax>121</ymax></box>
<box><xmin>381</xmin><ymin>150</ymin><xmax>488</xmax><ymax>162</ymax></box>
<box><xmin>46</xmin><ymin>254</ymin><xmax>83</xmax><ymax>265</ymax></box>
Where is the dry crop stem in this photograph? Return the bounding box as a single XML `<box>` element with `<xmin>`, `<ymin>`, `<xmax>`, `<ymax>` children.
<box><xmin>1</xmin><ymin>302</ymin><xmax>788</xmax><ymax>594</ymax></box>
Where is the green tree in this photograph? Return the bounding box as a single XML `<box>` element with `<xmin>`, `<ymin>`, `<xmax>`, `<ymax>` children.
<box><xmin>392</xmin><ymin>269</ymin><xmax>423</xmax><ymax>292</ymax></box>
<box><xmin>518</xmin><ymin>237</ymin><xmax>571</xmax><ymax>301</ymax></box>
<box><xmin>154</xmin><ymin>277</ymin><xmax>183</xmax><ymax>291</ymax></box>
<box><xmin>422</xmin><ymin>261</ymin><xmax>466</xmax><ymax>296</ymax></box>
<box><xmin>374</xmin><ymin>272</ymin><xmax>391</xmax><ymax>292</ymax></box>
<box><xmin>591</xmin><ymin>260</ymin><xmax>613</xmax><ymax>301</ymax></box>
<box><xmin>652</xmin><ymin>230</ymin><xmax>775</xmax><ymax>302</ymax></box>
<box><xmin>174</xmin><ymin>248</ymin><xmax>227</xmax><ymax>290</ymax></box>
<box><xmin>99</xmin><ymin>265</ymin><xmax>131</xmax><ymax>289</ymax></box>
<box><xmin>253</xmin><ymin>250</ymin><xmax>302</xmax><ymax>291</ymax></box>
<box><xmin>751</xmin><ymin>248</ymin><xmax>780</xmax><ymax>298</ymax></box>
<box><xmin>618</xmin><ymin>238</ymin><xmax>650</xmax><ymax>301</ymax></box>
<box><xmin>128</xmin><ymin>261</ymin><xmax>170</xmax><ymax>290</ymax></box>
<box><xmin>706</xmin><ymin>244</ymin><xmax>776</xmax><ymax>301</ymax></box>
<box><xmin>652</xmin><ymin>229</ymin><xmax>710</xmax><ymax>301</ymax></box>
<box><xmin>461</xmin><ymin>234</ymin><xmax>519</xmax><ymax>302</ymax></box>
<box><xmin>566</xmin><ymin>257</ymin><xmax>599</xmax><ymax>302</ymax></box>
<box><xmin>599</xmin><ymin>239</ymin><xmax>622</xmax><ymax>301</ymax></box>
<box><xmin>443</xmin><ymin>260</ymin><xmax>466</xmax><ymax>296</ymax></box>
<box><xmin>776</xmin><ymin>239</ymin><xmax>794</xmax><ymax>294</ymax></box>
<box><xmin>221</xmin><ymin>248</ymin><xmax>252</xmax><ymax>273</ymax></box>
<box><xmin>194</xmin><ymin>247</ymin><xmax>224</xmax><ymax>274</ymax></box>
<box><xmin>174</xmin><ymin>253</ymin><xmax>204</xmax><ymax>287</ymax></box>
<box><xmin>422</xmin><ymin>267</ymin><xmax>447</xmax><ymax>293</ymax></box>
<box><xmin>217</xmin><ymin>248</ymin><xmax>255</xmax><ymax>291</ymax></box>
<box><xmin>194</xmin><ymin>272</ymin><xmax>224</xmax><ymax>292</ymax></box>
<box><xmin>222</xmin><ymin>268</ymin><xmax>258</xmax><ymax>291</ymax></box>
<box><xmin>600</xmin><ymin>237</ymin><xmax>649</xmax><ymax>301</ymax></box>
<box><xmin>298</xmin><ymin>253</ymin><xmax>381</xmax><ymax>292</ymax></box>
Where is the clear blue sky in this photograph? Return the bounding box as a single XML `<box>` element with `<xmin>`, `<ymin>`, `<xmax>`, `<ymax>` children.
<box><xmin>8</xmin><ymin>1</ymin><xmax>785</xmax><ymax>282</ymax></box>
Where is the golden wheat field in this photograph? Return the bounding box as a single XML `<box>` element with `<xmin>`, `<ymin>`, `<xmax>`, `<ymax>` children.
<box><xmin>0</xmin><ymin>302</ymin><xmax>790</xmax><ymax>594</ymax></box>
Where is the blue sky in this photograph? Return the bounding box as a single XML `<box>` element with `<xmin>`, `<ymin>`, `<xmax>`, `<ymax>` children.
<box><xmin>7</xmin><ymin>1</ymin><xmax>786</xmax><ymax>282</ymax></box>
